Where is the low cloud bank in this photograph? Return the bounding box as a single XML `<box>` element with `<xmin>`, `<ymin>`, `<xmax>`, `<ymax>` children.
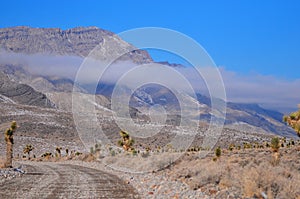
<box><xmin>0</xmin><ymin>51</ymin><xmax>298</xmax><ymax>113</ymax></box>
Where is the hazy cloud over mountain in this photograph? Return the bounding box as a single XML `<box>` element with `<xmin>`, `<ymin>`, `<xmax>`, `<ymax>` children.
<box><xmin>0</xmin><ymin>51</ymin><xmax>298</xmax><ymax>113</ymax></box>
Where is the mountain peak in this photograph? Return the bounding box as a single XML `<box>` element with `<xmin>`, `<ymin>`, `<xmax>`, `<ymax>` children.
<box><xmin>0</xmin><ymin>26</ymin><xmax>152</xmax><ymax>63</ymax></box>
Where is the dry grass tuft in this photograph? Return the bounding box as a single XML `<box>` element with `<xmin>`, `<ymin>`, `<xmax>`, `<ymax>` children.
<box><xmin>163</xmin><ymin>146</ymin><xmax>300</xmax><ymax>198</ymax></box>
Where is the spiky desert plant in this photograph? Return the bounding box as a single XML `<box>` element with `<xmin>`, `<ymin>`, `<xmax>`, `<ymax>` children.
<box><xmin>270</xmin><ymin>137</ymin><xmax>281</xmax><ymax>166</ymax></box>
<box><xmin>283</xmin><ymin>104</ymin><xmax>300</xmax><ymax>137</ymax></box>
<box><xmin>56</xmin><ymin>146</ymin><xmax>62</xmax><ymax>158</ymax></box>
<box><xmin>118</xmin><ymin>130</ymin><xmax>135</xmax><ymax>152</ymax></box>
<box><xmin>215</xmin><ymin>146</ymin><xmax>221</xmax><ymax>158</ymax></box>
<box><xmin>4</xmin><ymin>121</ymin><xmax>17</xmax><ymax>168</ymax></box>
<box><xmin>23</xmin><ymin>144</ymin><xmax>34</xmax><ymax>160</ymax></box>
<box><xmin>271</xmin><ymin>137</ymin><xmax>280</xmax><ymax>152</ymax></box>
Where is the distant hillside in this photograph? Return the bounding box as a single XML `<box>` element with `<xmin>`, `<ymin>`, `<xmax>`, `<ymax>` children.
<box><xmin>0</xmin><ymin>71</ymin><xmax>54</xmax><ymax>108</ymax></box>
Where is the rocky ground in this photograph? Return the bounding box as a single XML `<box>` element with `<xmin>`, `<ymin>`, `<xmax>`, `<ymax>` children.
<box><xmin>0</xmin><ymin>100</ymin><xmax>299</xmax><ymax>198</ymax></box>
<box><xmin>0</xmin><ymin>162</ymin><xmax>139</xmax><ymax>199</ymax></box>
<box><xmin>1</xmin><ymin>144</ymin><xmax>299</xmax><ymax>199</ymax></box>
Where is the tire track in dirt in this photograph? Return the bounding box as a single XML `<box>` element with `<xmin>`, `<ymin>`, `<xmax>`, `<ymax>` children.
<box><xmin>0</xmin><ymin>162</ymin><xmax>140</xmax><ymax>199</ymax></box>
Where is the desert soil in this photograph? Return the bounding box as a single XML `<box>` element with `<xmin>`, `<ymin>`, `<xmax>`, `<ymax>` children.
<box><xmin>0</xmin><ymin>162</ymin><xmax>139</xmax><ymax>199</ymax></box>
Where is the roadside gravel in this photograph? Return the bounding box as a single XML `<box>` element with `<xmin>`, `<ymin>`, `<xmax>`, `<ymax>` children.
<box><xmin>67</xmin><ymin>160</ymin><xmax>209</xmax><ymax>199</ymax></box>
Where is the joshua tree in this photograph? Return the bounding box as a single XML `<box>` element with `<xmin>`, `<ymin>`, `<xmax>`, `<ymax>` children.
<box><xmin>4</xmin><ymin>121</ymin><xmax>17</xmax><ymax>168</ymax></box>
<box><xmin>23</xmin><ymin>144</ymin><xmax>34</xmax><ymax>160</ymax></box>
<box><xmin>56</xmin><ymin>147</ymin><xmax>62</xmax><ymax>158</ymax></box>
<box><xmin>118</xmin><ymin>130</ymin><xmax>135</xmax><ymax>152</ymax></box>
<box><xmin>215</xmin><ymin>146</ymin><xmax>221</xmax><ymax>158</ymax></box>
<box><xmin>283</xmin><ymin>104</ymin><xmax>300</xmax><ymax>137</ymax></box>
<box><xmin>271</xmin><ymin>137</ymin><xmax>280</xmax><ymax>152</ymax></box>
<box><xmin>270</xmin><ymin>137</ymin><xmax>280</xmax><ymax>165</ymax></box>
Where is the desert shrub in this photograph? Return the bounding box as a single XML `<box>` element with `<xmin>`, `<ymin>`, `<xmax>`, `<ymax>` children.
<box><xmin>291</xmin><ymin>140</ymin><xmax>295</xmax><ymax>145</ymax></box>
<box><xmin>215</xmin><ymin>147</ymin><xmax>221</xmax><ymax>158</ymax></box>
<box><xmin>94</xmin><ymin>143</ymin><xmax>101</xmax><ymax>153</ymax></box>
<box><xmin>56</xmin><ymin>146</ymin><xmax>62</xmax><ymax>157</ymax></box>
<box><xmin>90</xmin><ymin>147</ymin><xmax>94</xmax><ymax>154</ymax></box>
<box><xmin>41</xmin><ymin>152</ymin><xmax>52</xmax><ymax>158</ymax></box>
<box><xmin>243</xmin><ymin>142</ymin><xmax>252</xmax><ymax>149</ymax></box>
<box><xmin>118</xmin><ymin>130</ymin><xmax>135</xmax><ymax>152</ymax></box>
<box><xmin>271</xmin><ymin>137</ymin><xmax>280</xmax><ymax>152</ymax></box>
<box><xmin>283</xmin><ymin>104</ymin><xmax>300</xmax><ymax>137</ymax></box>
<box><xmin>132</xmin><ymin>149</ymin><xmax>137</xmax><ymax>156</ymax></box>
<box><xmin>228</xmin><ymin>144</ymin><xmax>235</xmax><ymax>151</ymax></box>
<box><xmin>23</xmin><ymin>144</ymin><xmax>34</xmax><ymax>160</ymax></box>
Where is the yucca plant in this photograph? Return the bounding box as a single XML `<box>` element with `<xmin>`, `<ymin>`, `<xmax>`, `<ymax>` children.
<box><xmin>215</xmin><ymin>146</ymin><xmax>221</xmax><ymax>158</ymax></box>
<box><xmin>283</xmin><ymin>104</ymin><xmax>300</xmax><ymax>137</ymax></box>
<box><xmin>271</xmin><ymin>137</ymin><xmax>280</xmax><ymax>152</ymax></box>
<box><xmin>4</xmin><ymin>121</ymin><xmax>17</xmax><ymax>168</ymax></box>
<box><xmin>118</xmin><ymin>130</ymin><xmax>135</xmax><ymax>152</ymax></box>
<box><xmin>56</xmin><ymin>146</ymin><xmax>62</xmax><ymax>158</ymax></box>
<box><xmin>23</xmin><ymin>144</ymin><xmax>34</xmax><ymax>160</ymax></box>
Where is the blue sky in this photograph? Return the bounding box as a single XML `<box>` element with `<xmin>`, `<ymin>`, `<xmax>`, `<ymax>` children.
<box><xmin>1</xmin><ymin>0</ymin><xmax>300</xmax><ymax>112</ymax></box>
<box><xmin>1</xmin><ymin>0</ymin><xmax>300</xmax><ymax>79</ymax></box>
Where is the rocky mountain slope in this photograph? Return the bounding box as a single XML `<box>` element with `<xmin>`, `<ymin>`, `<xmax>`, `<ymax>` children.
<box><xmin>0</xmin><ymin>71</ymin><xmax>53</xmax><ymax>108</ymax></box>
<box><xmin>0</xmin><ymin>26</ymin><xmax>152</xmax><ymax>63</ymax></box>
<box><xmin>0</xmin><ymin>26</ymin><xmax>297</xmax><ymax>140</ymax></box>
<box><xmin>96</xmin><ymin>83</ymin><xmax>296</xmax><ymax>137</ymax></box>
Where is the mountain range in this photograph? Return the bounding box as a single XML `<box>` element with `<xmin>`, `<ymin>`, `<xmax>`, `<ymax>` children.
<box><xmin>0</xmin><ymin>26</ymin><xmax>297</xmax><ymax>143</ymax></box>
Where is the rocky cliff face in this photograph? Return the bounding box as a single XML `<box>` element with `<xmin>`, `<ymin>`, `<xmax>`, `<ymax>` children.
<box><xmin>0</xmin><ymin>71</ymin><xmax>54</xmax><ymax>108</ymax></box>
<box><xmin>0</xmin><ymin>26</ymin><xmax>152</xmax><ymax>63</ymax></box>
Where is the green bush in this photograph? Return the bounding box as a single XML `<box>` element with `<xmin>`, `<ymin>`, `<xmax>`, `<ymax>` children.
<box><xmin>215</xmin><ymin>146</ymin><xmax>221</xmax><ymax>158</ymax></box>
<box><xmin>90</xmin><ymin>147</ymin><xmax>94</xmax><ymax>154</ymax></box>
<box><xmin>271</xmin><ymin>137</ymin><xmax>280</xmax><ymax>152</ymax></box>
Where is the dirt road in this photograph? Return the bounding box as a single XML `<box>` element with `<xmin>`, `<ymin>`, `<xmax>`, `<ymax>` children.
<box><xmin>0</xmin><ymin>162</ymin><xmax>140</xmax><ymax>199</ymax></box>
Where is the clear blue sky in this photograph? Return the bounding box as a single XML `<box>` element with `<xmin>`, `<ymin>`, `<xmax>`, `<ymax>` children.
<box><xmin>1</xmin><ymin>0</ymin><xmax>300</xmax><ymax>79</ymax></box>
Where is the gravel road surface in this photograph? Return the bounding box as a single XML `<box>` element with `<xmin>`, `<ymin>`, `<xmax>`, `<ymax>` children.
<box><xmin>0</xmin><ymin>162</ymin><xmax>140</xmax><ymax>199</ymax></box>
